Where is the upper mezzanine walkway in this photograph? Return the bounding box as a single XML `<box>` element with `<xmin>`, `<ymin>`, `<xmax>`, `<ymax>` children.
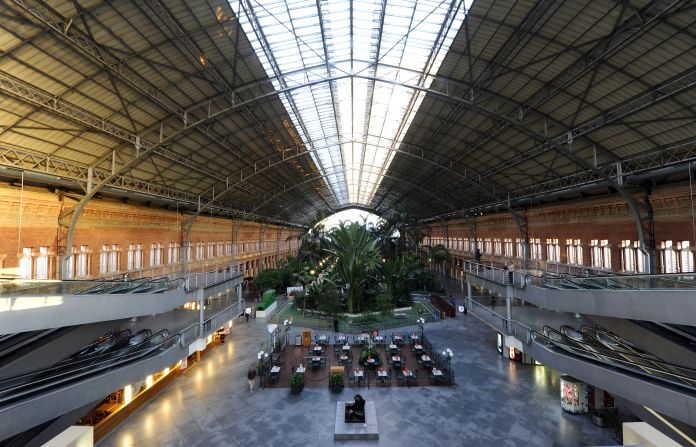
<box><xmin>0</xmin><ymin>265</ymin><xmax>244</xmax><ymax>334</ymax></box>
<box><xmin>461</xmin><ymin>260</ymin><xmax>696</xmax><ymax>326</ymax></box>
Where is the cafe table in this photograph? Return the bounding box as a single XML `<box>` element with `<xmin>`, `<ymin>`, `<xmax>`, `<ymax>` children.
<box><xmin>431</xmin><ymin>368</ymin><xmax>443</xmax><ymax>383</ymax></box>
<box><xmin>403</xmin><ymin>369</ymin><xmax>416</xmax><ymax>386</ymax></box>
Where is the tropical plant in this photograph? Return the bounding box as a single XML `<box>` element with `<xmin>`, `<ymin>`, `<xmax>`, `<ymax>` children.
<box><xmin>326</xmin><ymin>222</ymin><xmax>380</xmax><ymax>313</ymax></box>
<box><xmin>288</xmin><ymin>372</ymin><xmax>305</xmax><ymax>390</ymax></box>
<box><xmin>253</xmin><ymin>268</ymin><xmax>282</xmax><ymax>291</ymax></box>
<box><xmin>329</xmin><ymin>372</ymin><xmax>344</xmax><ymax>387</ymax></box>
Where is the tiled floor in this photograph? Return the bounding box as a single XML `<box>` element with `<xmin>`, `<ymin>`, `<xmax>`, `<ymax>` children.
<box><xmin>99</xmin><ymin>294</ymin><xmax>618</xmax><ymax>447</ymax></box>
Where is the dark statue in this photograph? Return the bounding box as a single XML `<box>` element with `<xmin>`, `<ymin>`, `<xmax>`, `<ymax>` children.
<box><xmin>344</xmin><ymin>394</ymin><xmax>366</xmax><ymax>423</ymax></box>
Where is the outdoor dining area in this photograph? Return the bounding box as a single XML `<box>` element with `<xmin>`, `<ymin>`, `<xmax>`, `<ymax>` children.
<box><xmin>261</xmin><ymin>329</ymin><xmax>454</xmax><ymax>390</ymax></box>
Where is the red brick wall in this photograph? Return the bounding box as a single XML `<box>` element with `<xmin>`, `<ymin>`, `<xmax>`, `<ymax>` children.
<box><xmin>0</xmin><ymin>184</ymin><xmax>301</xmax><ymax>279</ymax></box>
<box><xmin>424</xmin><ymin>182</ymin><xmax>696</xmax><ymax>272</ymax></box>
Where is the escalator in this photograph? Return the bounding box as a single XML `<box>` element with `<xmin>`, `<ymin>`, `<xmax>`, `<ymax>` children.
<box><xmin>0</xmin><ymin>329</ymin><xmax>71</xmax><ymax>368</ymax></box>
<box><xmin>0</xmin><ymin>328</ymin><xmax>182</xmax><ymax>441</ymax></box>
<box><xmin>530</xmin><ymin>327</ymin><xmax>696</xmax><ymax>427</ymax></box>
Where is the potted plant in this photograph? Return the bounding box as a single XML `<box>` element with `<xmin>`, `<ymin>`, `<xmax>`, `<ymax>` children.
<box><xmin>329</xmin><ymin>372</ymin><xmax>344</xmax><ymax>392</ymax></box>
<box><xmin>359</xmin><ymin>348</ymin><xmax>381</xmax><ymax>367</ymax></box>
<box><xmin>288</xmin><ymin>372</ymin><xmax>304</xmax><ymax>393</ymax></box>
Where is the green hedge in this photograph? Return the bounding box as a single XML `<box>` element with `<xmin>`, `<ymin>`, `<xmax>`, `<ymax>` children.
<box><xmin>257</xmin><ymin>289</ymin><xmax>277</xmax><ymax>310</ymax></box>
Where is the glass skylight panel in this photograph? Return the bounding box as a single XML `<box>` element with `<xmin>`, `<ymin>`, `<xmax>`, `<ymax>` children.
<box><xmin>233</xmin><ymin>0</ymin><xmax>468</xmax><ymax>206</ymax></box>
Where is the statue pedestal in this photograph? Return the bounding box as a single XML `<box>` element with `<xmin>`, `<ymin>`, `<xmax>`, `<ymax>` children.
<box><xmin>334</xmin><ymin>401</ymin><xmax>378</xmax><ymax>440</ymax></box>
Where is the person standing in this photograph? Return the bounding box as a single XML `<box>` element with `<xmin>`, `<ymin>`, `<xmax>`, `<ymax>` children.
<box><xmin>333</xmin><ymin>317</ymin><xmax>339</xmax><ymax>333</ymax></box>
<box><xmin>245</xmin><ymin>307</ymin><xmax>251</xmax><ymax>322</ymax></box>
<box><xmin>247</xmin><ymin>366</ymin><xmax>256</xmax><ymax>392</ymax></box>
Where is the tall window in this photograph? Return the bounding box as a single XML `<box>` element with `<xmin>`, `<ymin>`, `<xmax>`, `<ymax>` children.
<box><xmin>462</xmin><ymin>238</ymin><xmax>470</xmax><ymax>252</ymax></box>
<box><xmin>65</xmin><ymin>247</ymin><xmax>75</xmax><ymax>279</ymax></box>
<box><xmin>504</xmin><ymin>238</ymin><xmax>513</xmax><ymax>257</ymax></box>
<box><xmin>150</xmin><ymin>243</ymin><xmax>163</xmax><ymax>267</ymax></box>
<box><xmin>36</xmin><ymin>246</ymin><xmax>49</xmax><ymax>279</ymax></box>
<box><xmin>679</xmin><ymin>241</ymin><xmax>694</xmax><ymax>272</ymax></box>
<box><xmin>134</xmin><ymin>243</ymin><xmax>142</xmax><ymax>269</ymax></box>
<box><xmin>546</xmin><ymin>239</ymin><xmax>560</xmax><ymax>263</ymax></box>
<box><xmin>484</xmin><ymin>238</ymin><xmax>492</xmax><ymax>254</ymax></box>
<box><xmin>196</xmin><ymin>242</ymin><xmax>204</xmax><ymax>260</ymax></box>
<box><xmin>601</xmin><ymin>240</ymin><xmax>612</xmax><ymax>270</ymax></box>
<box><xmin>186</xmin><ymin>242</ymin><xmax>192</xmax><ymax>261</ymax></box>
<box><xmin>19</xmin><ymin>247</ymin><xmax>32</xmax><ymax>279</ymax></box>
<box><xmin>493</xmin><ymin>238</ymin><xmax>502</xmax><ymax>256</ymax></box>
<box><xmin>516</xmin><ymin>239</ymin><xmax>524</xmax><ymax>259</ymax></box>
<box><xmin>217</xmin><ymin>241</ymin><xmax>224</xmax><ymax>257</ymax></box>
<box><xmin>99</xmin><ymin>245</ymin><xmax>108</xmax><ymax>274</ymax></box>
<box><xmin>127</xmin><ymin>244</ymin><xmax>135</xmax><ymax>271</ymax></box>
<box><xmin>108</xmin><ymin>244</ymin><xmax>119</xmax><ymax>273</ymax></box>
<box><xmin>226</xmin><ymin>241</ymin><xmax>232</xmax><ymax>256</ymax></box>
<box><xmin>566</xmin><ymin>239</ymin><xmax>583</xmax><ymax>265</ymax></box>
<box><xmin>530</xmin><ymin>238</ymin><xmax>542</xmax><ymax>260</ymax></box>
<box><xmin>660</xmin><ymin>240</ymin><xmax>677</xmax><ymax>273</ymax></box>
<box><xmin>77</xmin><ymin>245</ymin><xmax>88</xmax><ymax>278</ymax></box>
<box><xmin>620</xmin><ymin>240</ymin><xmax>645</xmax><ymax>273</ymax></box>
<box><xmin>168</xmin><ymin>242</ymin><xmax>179</xmax><ymax>265</ymax></box>
<box><xmin>208</xmin><ymin>241</ymin><xmax>214</xmax><ymax>258</ymax></box>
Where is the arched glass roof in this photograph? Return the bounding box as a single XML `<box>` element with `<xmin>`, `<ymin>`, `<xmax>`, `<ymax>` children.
<box><xmin>233</xmin><ymin>0</ymin><xmax>470</xmax><ymax>206</ymax></box>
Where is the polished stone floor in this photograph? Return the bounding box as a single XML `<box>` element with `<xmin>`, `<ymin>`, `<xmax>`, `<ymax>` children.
<box><xmin>99</xmin><ymin>294</ymin><xmax>617</xmax><ymax>447</ymax></box>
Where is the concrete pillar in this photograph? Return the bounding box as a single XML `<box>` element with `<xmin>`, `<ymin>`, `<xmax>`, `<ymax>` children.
<box><xmin>237</xmin><ymin>284</ymin><xmax>242</xmax><ymax>301</ymax></box>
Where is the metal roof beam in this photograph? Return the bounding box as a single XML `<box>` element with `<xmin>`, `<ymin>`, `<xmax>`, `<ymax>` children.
<box><xmin>451</xmin><ymin>0</ymin><xmax>685</xmax><ymax>165</ymax></box>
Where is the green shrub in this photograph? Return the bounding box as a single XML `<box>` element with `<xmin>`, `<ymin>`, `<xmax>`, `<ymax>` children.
<box><xmin>289</xmin><ymin>373</ymin><xmax>304</xmax><ymax>389</ymax></box>
<box><xmin>329</xmin><ymin>372</ymin><xmax>344</xmax><ymax>386</ymax></box>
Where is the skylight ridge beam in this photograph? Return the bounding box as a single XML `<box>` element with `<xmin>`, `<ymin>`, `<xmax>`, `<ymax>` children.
<box><xmin>241</xmin><ymin>0</ymin><xmax>341</xmax><ymax>203</ymax></box>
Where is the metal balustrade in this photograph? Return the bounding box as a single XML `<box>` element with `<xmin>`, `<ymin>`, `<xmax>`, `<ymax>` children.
<box><xmin>462</xmin><ymin>261</ymin><xmax>527</xmax><ymax>288</ymax></box>
<box><xmin>466</xmin><ymin>298</ymin><xmax>532</xmax><ymax>344</ymax></box>
<box><xmin>184</xmin><ymin>266</ymin><xmax>242</xmax><ymax>291</ymax></box>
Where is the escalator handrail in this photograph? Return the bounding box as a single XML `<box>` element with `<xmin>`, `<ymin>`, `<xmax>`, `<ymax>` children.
<box><xmin>533</xmin><ymin>331</ymin><xmax>696</xmax><ymax>390</ymax></box>
<box><xmin>0</xmin><ymin>331</ymin><xmax>172</xmax><ymax>394</ymax></box>
<box><xmin>542</xmin><ymin>325</ymin><xmax>696</xmax><ymax>374</ymax></box>
<box><xmin>0</xmin><ymin>330</ymin><xmax>159</xmax><ymax>386</ymax></box>
<box><xmin>0</xmin><ymin>335</ymin><xmax>180</xmax><ymax>406</ymax></box>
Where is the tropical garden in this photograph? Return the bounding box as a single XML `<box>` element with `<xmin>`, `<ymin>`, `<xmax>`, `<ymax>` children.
<box><xmin>253</xmin><ymin>207</ymin><xmax>449</xmax><ymax>323</ymax></box>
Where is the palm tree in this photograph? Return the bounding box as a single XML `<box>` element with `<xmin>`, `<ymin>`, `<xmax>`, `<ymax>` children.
<box><xmin>377</xmin><ymin>205</ymin><xmax>426</xmax><ymax>259</ymax></box>
<box><xmin>295</xmin><ymin>223</ymin><xmax>330</xmax><ymax>264</ymax></box>
<box><xmin>326</xmin><ymin>222</ymin><xmax>380</xmax><ymax>313</ymax></box>
<box><xmin>429</xmin><ymin>244</ymin><xmax>450</xmax><ymax>273</ymax></box>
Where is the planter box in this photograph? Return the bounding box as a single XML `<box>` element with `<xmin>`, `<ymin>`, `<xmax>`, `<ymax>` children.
<box><xmin>255</xmin><ymin>300</ymin><xmax>277</xmax><ymax>318</ymax></box>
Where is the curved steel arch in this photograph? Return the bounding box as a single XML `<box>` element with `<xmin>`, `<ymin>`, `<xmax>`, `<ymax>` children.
<box><xmin>247</xmin><ymin>170</ymin><xmax>458</xmax><ymax>218</ymax></box>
